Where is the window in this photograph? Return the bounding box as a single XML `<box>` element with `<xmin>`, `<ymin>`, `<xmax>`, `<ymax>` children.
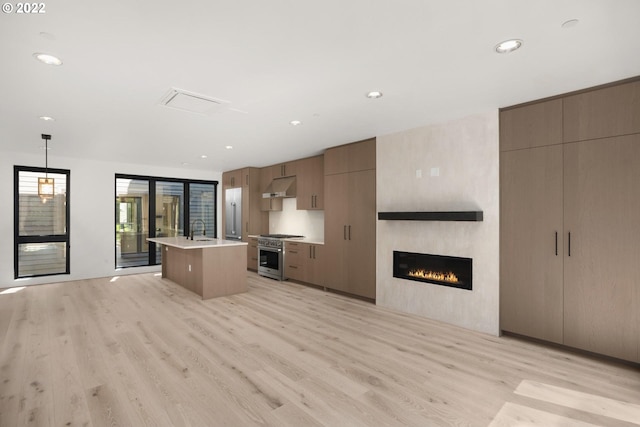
<box><xmin>14</xmin><ymin>166</ymin><xmax>70</xmax><ymax>278</ymax></box>
<box><xmin>115</xmin><ymin>175</ymin><xmax>217</xmax><ymax>268</ymax></box>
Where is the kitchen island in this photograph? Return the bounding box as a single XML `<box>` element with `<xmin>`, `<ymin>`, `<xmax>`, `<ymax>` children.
<box><xmin>147</xmin><ymin>236</ymin><xmax>248</xmax><ymax>300</ymax></box>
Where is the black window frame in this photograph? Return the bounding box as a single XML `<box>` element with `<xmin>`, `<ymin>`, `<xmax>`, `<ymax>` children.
<box><xmin>115</xmin><ymin>173</ymin><xmax>218</xmax><ymax>268</ymax></box>
<box><xmin>14</xmin><ymin>165</ymin><xmax>71</xmax><ymax>279</ymax></box>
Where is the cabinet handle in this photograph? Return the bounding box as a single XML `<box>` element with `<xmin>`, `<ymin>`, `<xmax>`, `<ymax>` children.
<box><xmin>555</xmin><ymin>231</ymin><xmax>558</xmax><ymax>256</ymax></box>
<box><xmin>568</xmin><ymin>232</ymin><xmax>571</xmax><ymax>257</ymax></box>
<box><xmin>313</xmin><ymin>246</ymin><xmax>316</xmax><ymax>259</ymax></box>
<box><xmin>246</xmin><ymin>174</ymin><xmax>249</xmax><ymax>186</ymax></box>
<box><xmin>344</xmin><ymin>225</ymin><xmax>347</xmax><ymax>240</ymax></box>
<box><xmin>289</xmin><ymin>265</ymin><xmax>297</xmax><ymax>269</ymax></box>
<box><xmin>309</xmin><ymin>246</ymin><xmax>312</xmax><ymax>258</ymax></box>
<box><xmin>348</xmin><ymin>225</ymin><xmax>351</xmax><ymax>240</ymax></box>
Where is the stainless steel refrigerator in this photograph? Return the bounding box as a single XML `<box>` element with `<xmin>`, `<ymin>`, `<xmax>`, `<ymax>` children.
<box><xmin>224</xmin><ymin>187</ymin><xmax>242</xmax><ymax>240</ymax></box>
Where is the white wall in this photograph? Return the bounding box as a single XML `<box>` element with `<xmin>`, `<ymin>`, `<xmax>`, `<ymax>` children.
<box><xmin>1</xmin><ymin>150</ymin><xmax>221</xmax><ymax>289</ymax></box>
<box><xmin>376</xmin><ymin>111</ymin><xmax>500</xmax><ymax>335</ymax></box>
<box><xmin>268</xmin><ymin>197</ymin><xmax>324</xmax><ymax>241</ymax></box>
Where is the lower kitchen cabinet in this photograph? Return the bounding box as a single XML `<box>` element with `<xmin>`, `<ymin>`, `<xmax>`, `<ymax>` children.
<box><xmin>284</xmin><ymin>241</ymin><xmax>324</xmax><ymax>286</ymax></box>
<box><xmin>247</xmin><ymin>237</ymin><xmax>258</xmax><ymax>270</ymax></box>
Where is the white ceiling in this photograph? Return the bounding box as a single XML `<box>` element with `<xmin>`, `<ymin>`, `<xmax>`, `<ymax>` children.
<box><xmin>2</xmin><ymin>0</ymin><xmax>640</xmax><ymax>172</ymax></box>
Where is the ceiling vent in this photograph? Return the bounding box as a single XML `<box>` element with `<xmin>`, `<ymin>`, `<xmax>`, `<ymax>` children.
<box><xmin>159</xmin><ymin>88</ymin><xmax>230</xmax><ymax>115</ymax></box>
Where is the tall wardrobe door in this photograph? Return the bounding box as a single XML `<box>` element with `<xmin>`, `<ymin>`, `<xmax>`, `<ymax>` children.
<box><xmin>563</xmin><ymin>134</ymin><xmax>640</xmax><ymax>362</ymax></box>
<box><xmin>500</xmin><ymin>145</ymin><xmax>564</xmax><ymax>343</ymax></box>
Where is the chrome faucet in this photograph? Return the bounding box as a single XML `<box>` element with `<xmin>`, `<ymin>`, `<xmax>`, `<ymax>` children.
<box><xmin>189</xmin><ymin>219</ymin><xmax>206</xmax><ymax>240</ymax></box>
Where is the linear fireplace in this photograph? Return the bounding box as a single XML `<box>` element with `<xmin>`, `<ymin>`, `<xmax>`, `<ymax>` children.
<box><xmin>393</xmin><ymin>251</ymin><xmax>472</xmax><ymax>290</ymax></box>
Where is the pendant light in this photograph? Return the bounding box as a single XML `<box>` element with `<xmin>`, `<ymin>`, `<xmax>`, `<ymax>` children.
<box><xmin>38</xmin><ymin>134</ymin><xmax>54</xmax><ymax>202</ymax></box>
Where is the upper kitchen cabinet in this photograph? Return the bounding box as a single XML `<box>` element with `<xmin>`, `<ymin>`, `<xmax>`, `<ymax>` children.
<box><xmin>271</xmin><ymin>160</ymin><xmax>298</xmax><ymax>178</ymax></box>
<box><xmin>259</xmin><ymin>166</ymin><xmax>282</xmax><ymax>212</ymax></box>
<box><xmin>500</xmin><ymin>99</ymin><xmax>563</xmax><ymax>152</ymax></box>
<box><xmin>222</xmin><ymin>169</ymin><xmax>243</xmax><ymax>188</ymax></box>
<box><xmin>324</xmin><ymin>138</ymin><xmax>376</xmax><ymax>175</ymax></box>
<box><xmin>564</xmin><ymin>79</ymin><xmax>640</xmax><ymax>142</ymax></box>
<box><xmin>296</xmin><ymin>155</ymin><xmax>324</xmax><ymax>210</ymax></box>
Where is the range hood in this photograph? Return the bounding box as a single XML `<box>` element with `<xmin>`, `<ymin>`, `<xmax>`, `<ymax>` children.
<box><xmin>262</xmin><ymin>176</ymin><xmax>296</xmax><ymax>198</ymax></box>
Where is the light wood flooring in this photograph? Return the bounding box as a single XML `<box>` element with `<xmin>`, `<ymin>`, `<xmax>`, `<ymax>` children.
<box><xmin>1</xmin><ymin>272</ymin><xmax>639</xmax><ymax>426</ymax></box>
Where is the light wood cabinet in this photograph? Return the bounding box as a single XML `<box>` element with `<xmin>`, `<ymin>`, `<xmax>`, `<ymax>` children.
<box><xmin>562</xmin><ymin>135</ymin><xmax>640</xmax><ymax>361</ymax></box>
<box><xmin>324</xmin><ymin>139</ymin><xmax>376</xmax><ymax>300</ymax></box>
<box><xmin>284</xmin><ymin>241</ymin><xmax>324</xmax><ymax>286</ymax></box>
<box><xmin>296</xmin><ymin>155</ymin><xmax>324</xmax><ymax>210</ymax></box>
<box><xmin>160</xmin><ymin>243</ymin><xmax>247</xmax><ymax>300</ymax></box>
<box><xmin>500</xmin><ymin>145</ymin><xmax>564</xmax><ymax>344</ymax></box>
<box><xmin>259</xmin><ymin>166</ymin><xmax>283</xmax><ymax>212</ymax></box>
<box><xmin>563</xmin><ymin>79</ymin><xmax>640</xmax><ymax>143</ymax></box>
<box><xmin>271</xmin><ymin>161</ymin><xmax>298</xmax><ymax>178</ymax></box>
<box><xmin>222</xmin><ymin>169</ymin><xmax>243</xmax><ymax>188</ymax></box>
<box><xmin>247</xmin><ymin>237</ymin><xmax>258</xmax><ymax>271</ymax></box>
<box><xmin>241</xmin><ymin>168</ymin><xmax>267</xmax><ymax>239</ymax></box>
<box><xmin>500</xmin><ymin>78</ymin><xmax>640</xmax><ymax>362</ymax></box>
<box><xmin>499</xmin><ymin>99</ymin><xmax>563</xmax><ymax>152</ymax></box>
<box><xmin>222</xmin><ymin>167</ymin><xmax>267</xmax><ymax>244</ymax></box>
<box><xmin>324</xmin><ymin>138</ymin><xmax>376</xmax><ymax>175</ymax></box>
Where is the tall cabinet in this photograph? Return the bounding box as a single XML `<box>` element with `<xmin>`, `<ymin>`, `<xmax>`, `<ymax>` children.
<box><xmin>500</xmin><ymin>78</ymin><xmax>640</xmax><ymax>362</ymax></box>
<box><xmin>324</xmin><ymin>138</ymin><xmax>376</xmax><ymax>300</ymax></box>
<box><xmin>221</xmin><ymin>167</ymin><xmax>267</xmax><ymax>270</ymax></box>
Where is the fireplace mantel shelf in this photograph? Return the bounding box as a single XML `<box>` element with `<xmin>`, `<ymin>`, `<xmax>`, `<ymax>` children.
<box><xmin>377</xmin><ymin>211</ymin><xmax>483</xmax><ymax>222</ymax></box>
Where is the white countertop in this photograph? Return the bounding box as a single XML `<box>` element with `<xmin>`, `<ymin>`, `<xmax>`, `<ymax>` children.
<box><xmin>147</xmin><ymin>236</ymin><xmax>248</xmax><ymax>249</ymax></box>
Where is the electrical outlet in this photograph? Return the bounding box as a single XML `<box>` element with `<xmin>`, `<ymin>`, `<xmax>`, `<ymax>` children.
<box><xmin>430</xmin><ymin>167</ymin><xmax>440</xmax><ymax>177</ymax></box>
<box><xmin>416</xmin><ymin>169</ymin><xmax>422</xmax><ymax>178</ymax></box>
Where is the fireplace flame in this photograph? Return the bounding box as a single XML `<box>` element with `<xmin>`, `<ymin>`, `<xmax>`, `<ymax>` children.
<box><xmin>408</xmin><ymin>269</ymin><xmax>459</xmax><ymax>284</ymax></box>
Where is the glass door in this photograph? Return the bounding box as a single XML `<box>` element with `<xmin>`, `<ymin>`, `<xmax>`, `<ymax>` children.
<box><xmin>115</xmin><ymin>178</ymin><xmax>149</xmax><ymax>268</ymax></box>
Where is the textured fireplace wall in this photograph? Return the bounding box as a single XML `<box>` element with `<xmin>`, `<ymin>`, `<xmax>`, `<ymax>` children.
<box><xmin>376</xmin><ymin>111</ymin><xmax>499</xmax><ymax>335</ymax></box>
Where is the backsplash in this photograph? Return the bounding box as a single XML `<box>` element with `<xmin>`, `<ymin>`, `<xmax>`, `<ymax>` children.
<box><xmin>269</xmin><ymin>198</ymin><xmax>325</xmax><ymax>241</ymax></box>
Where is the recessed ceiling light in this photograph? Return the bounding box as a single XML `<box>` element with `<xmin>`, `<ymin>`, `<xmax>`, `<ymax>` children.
<box><xmin>495</xmin><ymin>39</ymin><xmax>523</xmax><ymax>54</ymax></box>
<box><xmin>366</xmin><ymin>91</ymin><xmax>383</xmax><ymax>99</ymax></box>
<box><xmin>225</xmin><ymin>145</ymin><xmax>233</xmax><ymax>150</ymax></box>
<box><xmin>290</xmin><ymin>120</ymin><xmax>302</xmax><ymax>126</ymax></box>
<box><xmin>39</xmin><ymin>116</ymin><xmax>55</xmax><ymax>121</ymax></box>
<box><xmin>200</xmin><ymin>155</ymin><xmax>208</xmax><ymax>159</ymax></box>
<box><xmin>33</xmin><ymin>53</ymin><xmax>63</xmax><ymax>66</ymax></box>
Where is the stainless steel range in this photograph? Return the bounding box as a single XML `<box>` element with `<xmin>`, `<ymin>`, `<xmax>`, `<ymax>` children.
<box><xmin>257</xmin><ymin>234</ymin><xmax>304</xmax><ymax>280</ymax></box>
